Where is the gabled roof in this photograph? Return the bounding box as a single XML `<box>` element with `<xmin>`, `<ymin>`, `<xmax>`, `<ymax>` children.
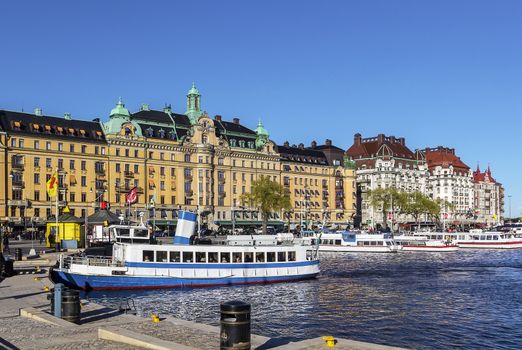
<box><xmin>0</xmin><ymin>109</ymin><xmax>106</xmax><ymax>143</ymax></box>
<box><xmin>132</xmin><ymin>109</ymin><xmax>191</xmax><ymax>126</ymax></box>
<box><xmin>346</xmin><ymin>134</ymin><xmax>415</xmax><ymax>160</ymax></box>
<box><xmin>473</xmin><ymin>165</ymin><xmax>496</xmax><ymax>183</ymax></box>
<box><xmin>214</xmin><ymin>120</ymin><xmax>256</xmax><ymax>136</ymax></box>
<box><xmin>424</xmin><ymin>147</ymin><xmax>470</xmax><ymax>173</ymax></box>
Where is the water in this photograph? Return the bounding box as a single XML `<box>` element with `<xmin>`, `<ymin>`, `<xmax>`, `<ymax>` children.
<box><xmin>86</xmin><ymin>250</ymin><xmax>522</xmax><ymax>349</ymax></box>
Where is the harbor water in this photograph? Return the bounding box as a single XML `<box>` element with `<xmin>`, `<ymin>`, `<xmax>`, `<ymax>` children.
<box><xmin>87</xmin><ymin>250</ymin><xmax>522</xmax><ymax>349</ymax></box>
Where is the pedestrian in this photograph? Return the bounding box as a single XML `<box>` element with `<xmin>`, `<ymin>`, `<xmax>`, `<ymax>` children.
<box><xmin>39</xmin><ymin>231</ymin><xmax>44</xmax><ymax>245</ymax></box>
<box><xmin>3</xmin><ymin>233</ymin><xmax>9</xmax><ymax>254</ymax></box>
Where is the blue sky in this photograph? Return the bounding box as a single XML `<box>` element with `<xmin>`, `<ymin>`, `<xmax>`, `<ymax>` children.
<box><xmin>1</xmin><ymin>1</ymin><xmax>521</xmax><ymax>216</ymax></box>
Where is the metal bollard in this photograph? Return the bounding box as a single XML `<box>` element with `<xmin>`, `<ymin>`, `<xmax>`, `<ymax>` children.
<box><xmin>15</xmin><ymin>248</ymin><xmax>22</xmax><ymax>261</ymax></box>
<box><xmin>220</xmin><ymin>300</ymin><xmax>251</xmax><ymax>350</ymax></box>
<box><xmin>54</xmin><ymin>283</ymin><xmax>64</xmax><ymax>318</ymax></box>
<box><xmin>61</xmin><ymin>289</ymin><xmax>81</xmax><ymax>324</ymax></box>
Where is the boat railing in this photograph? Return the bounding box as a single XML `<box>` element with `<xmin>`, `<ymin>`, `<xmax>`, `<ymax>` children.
<box><xmin>61</xmin><ymin>255</ymin><xmax>123</xmax><ymax>269</ymax></box>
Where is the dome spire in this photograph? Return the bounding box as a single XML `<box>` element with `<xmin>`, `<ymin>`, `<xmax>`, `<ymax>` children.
<box><xmin>186</xmin><ymin>82</ymin><xmax>202</xmax><ymax>124</ymax></box>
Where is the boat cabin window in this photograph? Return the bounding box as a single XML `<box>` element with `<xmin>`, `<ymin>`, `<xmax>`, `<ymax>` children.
<box><xmin>183</xmin><ymin>251</ymin><xmax>193</xmax><ymax>263</ymax></box>
<box><xmin>277</xmin><ymin>251</ymin><xmax>286</xmax><ymax>262</ymax></box>
<box><xmin>170</xmin><ymin>251</ymin><xmax>180</xmax><ymax>262</ymax></box>
<box><xmin>196</xmin><ymin>252</ymin><xmax>206</xmax><ymax>262</ymax></box>
<box><xmin>288</xmin><ymin>251</ymin><xmax>296</xmax><ymax>261</ymax></box>
<box><xmin>335</xmin><ymin>240</ymin><xmax>342</xmax><ymax>245</ymax></box>
<box><xmin>208</xmin><ymin>252</ymin><xmax>218</xmax><ymax>263</ymax></box>
<box><xmin>244</xmin><ymin>252</ymin><xmax>253</xmax><ymax>263</ymax></box>
<box><xmin>134</xmin><ymin>229</ymin><xmax>149</xmax><ymax>238</ymax></box>
<box><xmin>267</xmin><ymin>252</ymin><xmax>276</xmax><ymax>262</ymax></box>
<box><xmin>143</xmin><ymin>250</ymin><xmax>154</xmax><ymax>262</ymax></box>
<box><xmin>232</xmin><ymin>252</ymin><xmax>242</xmax><ymax>263</ymax></box>
<box><xmin>256</xmin><ymin>252</ymin><xmax>265</xmax><ymax>262</ymax></box>
<box><xmin>156</xmin><ymin>251</ymin><xmax>167</xmax><ymax>262</ymax></box>
<box><xmin>220</xmin><ymin>252</ymin><xmax>230</xmax><ymax>263</ymax></box>
<box><xmin>118</xmin><ymin>228</ymin><xmax>130</xmax><ymax>237</ymax></box>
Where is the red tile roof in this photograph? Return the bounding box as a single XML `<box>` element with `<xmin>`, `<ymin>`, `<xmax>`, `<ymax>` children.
<box><xmin>346</xmin><ymin>133</ymin><xmax>416</xmax><ymax>160</ymax></box>
<box><xmin>424</xmin><ymin>147</ymin><xmax>470</xmax><ymax>174</ymax></box>
<box><xmin>473</xmin><ymin>165</ymin><xmax>496</xmax><ymax>183</ymax></box>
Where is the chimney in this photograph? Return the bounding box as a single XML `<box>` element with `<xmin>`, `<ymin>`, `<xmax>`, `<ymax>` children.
<box><xmin>283</xmin><ymin>141</ymin><xmax>289</xmax><ymax>147</ymax></box>
<box><xmin>377</xmin><ymin>134</ymin><xmax>385</xmax><ymax>143</ymax></box>
<box><xmin>325</xmin><ymin>139</ymin><xmax>332</xmax><ymax>146</ymax></box>
<box><xmin>354</xmin><ymin>133</ymin><xmax>362</xmax><ymax>146</ymax></box>
<box><xmin>298</xmin><ymin>143</ymin><xmax>304</xmax><ymax>149</ymax></box>
<box><xmin>214</xmin><ymin>115</ymin><xmax>222</xmax><ymax>121</ymax></box>
<box><xmin>233</xmin><ymin>117</ymin><xmax>240</xmax><ymax>124</ymax></box>
<box><xmin>311</xmin><ymin>140</ymin><xmax>317</xmax><ymax>148</ymax></box>
<box><xmin>140</xmin><ymin>103</ymin><xmax>150</xmax><ymax>111</ymax></box>
<box><xmin>398</xmin><ymin>137</ymin><xmax>405</xmax><ymax>145</ymax></box>
<box><xmin>163</xmin><ymin>104</ymin><xmax>171</xmax><ymax>113</ymax></box>
<box><xmin>63</xmin><ymin>112</ymin><xmax>72</xmax><ymax>120</ymax></box>
<box><xmin>34</xmin><ymin>108</ymin><xmax>43</xmax><ymax>116</ymax></box>
<box><xmin>390</xmin><ymin>136</ymin><xmax>396</xmax><ymax>143</ymax></box>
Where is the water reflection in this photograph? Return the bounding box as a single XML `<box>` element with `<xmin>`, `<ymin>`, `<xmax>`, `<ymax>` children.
<box><xmin>88</xmin><ymin>250</ymin><xmax>522</xmax><ymax>349</ymax></box>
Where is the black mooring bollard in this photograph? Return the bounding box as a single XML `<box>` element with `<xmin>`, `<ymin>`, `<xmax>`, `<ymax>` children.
<box><xmin>220</xmin><ymin>300</ymin><xmax>251</xmax><ymax>350</ymax></box>
<box><xmin>15</xmin><ymin>248</ymin><xmax>22</xmax><ymax>261</ymax></box>
<box><xmin>61</xmin><ymin>289</ymin><xmax>81</xmax><ymax>324</ymax></box>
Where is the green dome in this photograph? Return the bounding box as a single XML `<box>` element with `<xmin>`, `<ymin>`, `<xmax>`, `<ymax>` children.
<box><xmin>110</xmin><ymin>97</ymin><xmax>130</xmax><ymax>117</ymax></box>
<box><xmin>187</xmin><ymin>82</ymin><xmax>200</xmax><ymax>96</ymax></box>
<box><xmin>255</xmin><ymin>119</ymin><xmax>269</xmax><ymax>137</ymax></box>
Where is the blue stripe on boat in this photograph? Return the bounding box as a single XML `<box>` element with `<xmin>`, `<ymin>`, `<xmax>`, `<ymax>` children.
<box><xmin>173</xmin><ymin>236</ymin><xmax>190</xmax><ymax>245</ymax></box>
<box><xmin>178</xmin><ymin>211</ymin><xmax>197</xmax><ymax>222</ymax></box>
<box><xmin>125</xmin><ymin>260</ymin><xmax>319</xmax><ymax>269</ymax></box>
<box><xmin>52</xmin><ymin>270</ymin><xmax>319</xmax><ymax>291</ymax></box>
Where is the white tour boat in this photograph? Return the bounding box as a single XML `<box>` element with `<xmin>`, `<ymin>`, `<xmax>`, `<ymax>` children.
<box><xmin>307</xmin><ymin>231</ymin><xmax>401</xmax><ymax>253</ymax></box>
<box><xmin>393</xmin><ymin>234</ymin><xmax>459</xmax><ymax>252</ymax></box>
<box><xmin>50</xmin><ymin>211</ymin><xmax>320</xmax><ymax>291</ymax></box>
<box><xmin>418</xmin><ymin>229</ymin><xmax>522</xmax><ymax>249</ymax></box>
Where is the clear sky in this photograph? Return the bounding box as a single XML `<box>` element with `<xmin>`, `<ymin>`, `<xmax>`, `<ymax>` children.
<box><xmin>1</xmin><ymin>1</ymin><xmax>521</xmax><ymax>216</ymax></box>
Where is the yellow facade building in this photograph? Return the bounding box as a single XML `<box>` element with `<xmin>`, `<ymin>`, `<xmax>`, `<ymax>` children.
<box><xmin>0</xmin><ymin>85</ymin><xmax>355</xmax><ymax>233</ymax></box>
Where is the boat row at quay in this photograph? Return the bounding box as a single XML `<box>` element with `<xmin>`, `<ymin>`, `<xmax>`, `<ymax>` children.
<box><xmin>49</xmin><ymin>211</ymin><xmax>522</xmax><ymax>291</ymax></box>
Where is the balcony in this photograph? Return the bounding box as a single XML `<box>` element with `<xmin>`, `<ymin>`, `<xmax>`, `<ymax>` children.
<box><xmin>115</xmin><ymin>186</ymin><xmax>143</xmax><ymax>193</ymax></box>
<box><xmin>184</xmin><ymin>174</ymin><xmax>193</xmax><ymax>181</ymax></box>
<box><xmin>218</xmin><ymin>178</ymin><xmax>226</xmax><ymax>184</ymax></box>
<box><xmin>8</xmin><ymin>199</ymin><xmax>30</xmax><ymax>207</ymax></box>
<box><xmin>185</xmin><ymin>190</ymin><xmax>194</xmax><ymax>197</ymax></box>
<box><xmin>218</xmin><ymin>192</ymin><xmax>226</xmax><ymax>197</ymax></box>
<box><xmin>12</xmin><ymin>163</ymin><xmax>24</xmax><ymax>171</ymax></box>
<box><xmin>124</xmin><ymin>171</ymin><xmax>134</xmax><ymax>178</ymax></box>
<box><xmin>95</xmin><ymin>168</ymin><xmax>106</xmax><ymax>175</ymax></box>
<box><xmin>12</xmin><ymin>180</ymin><xmax>24</xmax><ymax>189</ymax></box>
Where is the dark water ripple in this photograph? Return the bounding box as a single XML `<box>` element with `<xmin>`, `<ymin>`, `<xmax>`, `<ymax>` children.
<box><xmin>86</xmin><ymin>250</ymin><xmax>522</xmax><ymax>349</ymax></box>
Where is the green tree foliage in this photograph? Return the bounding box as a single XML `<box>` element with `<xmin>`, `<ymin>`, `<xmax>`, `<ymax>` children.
<box><xmin>240</xmin><ymin>175</ymin><xmax>291</xmax><ymax>234</ymax></box>
<box><xmin>367</xmin><ymin>187</ymin><xmax>407</xmax><ymax>229</ymax></box>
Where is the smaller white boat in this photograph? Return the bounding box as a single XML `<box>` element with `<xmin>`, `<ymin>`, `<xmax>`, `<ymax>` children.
<box><xmin>418</xmin><ymin>230</ymin><xmax>522</xmax><ymax>249</ymax></box>
<box><xmin>307</xmin><ymin>231</ymin><xmax>401</xmax><ymax>253</ymax></box>
<box><xmin>394</xmin><ymin>235</ymin><xmax>459</xmax><ymax>252</ymax></box>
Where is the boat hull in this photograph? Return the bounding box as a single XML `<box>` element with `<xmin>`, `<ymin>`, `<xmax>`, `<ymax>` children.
<box><xmin>457</xmin><ymin>241</ymin><xmax>522</xmax><ymax>249</ymax></box>
<box><xmin>51</xmin><ymin>268</ymin><xmax>319</xmax><ymax>291</ymax></box>
<box><xmin>401</xmin><ymin>245</ymin><xmax>459</xmax><ymax>252</ymax></box>
<box><xmin>315</xmin><ymin>246</ymin><xmax>400</xmax><ymax>253</ymax></box>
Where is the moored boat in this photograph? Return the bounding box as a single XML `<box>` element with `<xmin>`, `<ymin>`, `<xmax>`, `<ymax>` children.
<box><xmin>307</xmin><ymin>231</ymin><xmax>401</xmax><ymax>253</ymax></box>
<box><xmin>394</xmin><ymin>235</ymin><xmax>459</xmax><ymax>252</ymax></box>
<box><xmin>417</xmin><ymin>230</ymin><xmax>522</xmax><ymax>249</ymax></box>
<box><xmin>50</xmin><ymin>211</ymin><xmax>320</xmax><ymax>291</ymax></box>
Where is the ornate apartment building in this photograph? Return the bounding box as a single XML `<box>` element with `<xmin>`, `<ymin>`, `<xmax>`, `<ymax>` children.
<box><xmin>473</xmin><ymin>165</ymin><xmax>504</xmax><ymax>226</ymax></box>
<box><xmin>346</xmin><ymin>133</ymin><xmax>428</xmax><ymax>227</ymax></box>
<box><xmin>0</xmin><ymin>85</ymin><xmax>355</xmax><ymax>232</ymax></box>
<box><xmin>423</xmin><ymin>146</ymin><xmax>474</xmax><ymax>223</ymax></box>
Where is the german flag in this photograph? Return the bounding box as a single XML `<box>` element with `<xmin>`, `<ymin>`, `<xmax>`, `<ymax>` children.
<box><xmin>47</xmin><ymin>171</ymin><xmax>58</xmax><ymax>197</ymax></box>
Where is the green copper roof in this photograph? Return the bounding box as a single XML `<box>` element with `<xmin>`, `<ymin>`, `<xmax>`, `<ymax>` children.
<box><xmin>255</xmin><ymin>119</ymin><xmax>269</xmax><ymax>137</ymax></box>
<box><xmin>110</xmin><ymin>97</ymin><xmax>130</xmax><ymax>117</ymax></box>
<box><xmin>187</xmin><ymin>82</ymin><xmax>200</xmax><ymax>96</ymax></box>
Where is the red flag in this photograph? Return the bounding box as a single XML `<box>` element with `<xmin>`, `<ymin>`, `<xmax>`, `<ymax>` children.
<box><xmin>125</xmin><ymin>187</ymin><xmax>138</xmax><ymax>204</ymax></box>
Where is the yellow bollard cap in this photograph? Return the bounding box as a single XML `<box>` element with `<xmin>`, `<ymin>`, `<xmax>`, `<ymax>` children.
<box><xmin>151</xmin><ymin>314</ymin><xmax>160</xmax><ymax>323</ymax></box>
<box><xmin>322</xmin><ymin>335</ymin><xmax>336</xmax><ymax>348</ymax></box>
<box><xmin>43</xmin><ymin>286</ymin><xmax>49</xmax><ymax>292</ymax></box>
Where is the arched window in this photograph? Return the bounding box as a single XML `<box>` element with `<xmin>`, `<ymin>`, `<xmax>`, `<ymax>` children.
<box><xmin>146</xmin><ymin>127</ymin><xmax>154</xmax><ymax>137</ymax></box>
<box><xmin>158</xmin><ymin>129</ymin><xmax>165</xmax><ymax>138</ymax></box>
<box><xmin>202</xmin><ymin>134</ymin><xmax>208</xmax><ymax>144</ymax></box>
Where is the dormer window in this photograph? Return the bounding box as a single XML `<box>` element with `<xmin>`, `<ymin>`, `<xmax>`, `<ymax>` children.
<box><xmin>169</xmin><ymin>130</ymin><xmax>176</xmax><ymax>140</ymax></box>
<box><xmin>12</xmin><ymin>121</ymin><xmax>21</xmax><ymax>130</ymax></box>
<box><xmin>68</xmin><ymin>128</ymin><xmax>75</xmax><ymax>135</ymax></box>
<box><xmin>56</xmin><ymin>126</ymin><xmax>64</xmax><ymax>134</ymax></box>
<box><xmin>146</xmin><ymin>127</ymin><xmax>154</xmax><ymax>137</ymax></box>
<box><xmin>239</xmin><ymin>140</ymin><xmax>245</xmax><ymax>148</ymax></box>
<box><xmin>44</xmin><ymin>125</ymin><xmax>52</xmax><ymax>133</ymax></box>
<box><xmin>95</xmin><ymin>131</ymin><xmax>103</xmax><ymax>138</ymax></box>
<box><xmin>248</xmin><ymin>141</ymin><xmax>254</xmax><ymax>149</ymax></box>
<box><xmin>32</xmin><ymin>123</ymin><xmax>40</xmax><ymax>131</ymax></box>
<box><xmin>158</xmin><ymin>129</ymin><xmax>165</xmax><ymax>138</ymax></box>
<box><xmin>230</xmin><ymin>139</ymin><xmax>237</xmax><ymax>147</ymax></box>
<box><xmin>202</xmin><ymin>134</ymin><xmax>208</xmax><ymax>144</ymax></box>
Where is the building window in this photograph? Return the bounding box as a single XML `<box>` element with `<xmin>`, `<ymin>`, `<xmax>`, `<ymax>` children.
<box><xmin>58</xmin><ymin>159</ymin><xmax>63</xmax><ymax>170</ymax></box>
<box><xmin>124</xmin><ymin>149</ymin><xmax>129</xmax><ymax>157</ymax></box>
<box><xmin>160</xmin><ymin>167</ymin><xmax>165</xmax><ymax>176</ymax></box>
<box><xmin>34</xmin><ymin>191</ymin><xmax>40</xmax><ymax>201</ymax></box>
<box><xmin>101</xmin><ymin>147</ymin><xmax>106</xmax><ymax>155</ymax></box>
<box><xmin>184</xmin><ymin>154</ymin><xmax>191</xmax><ymax>162</ymax></box>
<box><xmin>69</xmin><ymin>144</ymin><xmax>74</xmax><ymax>153</ymax></box>
<box><xmin>46</xmin><ymin>142</ymin><xmax>51</xmax><ymax>150</ymax></box>
<box><xmin>81</xmin><ymin>192</ymin><xmax>86</xmax><ymax>202</ymax></box>
<box><xmin>218</xmin><ymin>157</ymin><xmax>224</xmax><ymax>165</ymax></box>
<box><xmin>34</xmin><ymin>208</ymin><xmax>40</xmax><ymax>217</ymax></box>
<box><xmin>202</xmin><ymin>134</ymin><xmax>208</xmax><ymax>144</ymax></box>
<box><xmin>160</xmin><ymin>152</ymin><xmax>164</xmax><ymax>160</ymax></box>
<box><xmin>34</xmin><ymin>173</ymin><xmax>40</xmax><ymax>184</ymax></box>
<box><xmin>46</xmin><ymin>158</ymin><xmax>52</xmax><ymax>168</ymax></box>
<box><xmin>198</xmin><ymin>156</ymin><xmax>203</xmax><ymax>163</ymax></box>
<box><xmin>34</xmin><ymin>157</ymin><xmax>40</xmax><ymax>168</ymax></box>
<box><xmin>134</xmin><ymin>150</ymin><xmax>139</xmax><ymax>158</ymax></box>
<box><xmin>34</xmin><ymin>140</ymin><xmax>39</xmax><ymax>149</ymax></box>
<box><xmin>81</xmin><ymin>176</ymin><xmax>86</xmax><ymax>187</ymax></box>
<box><xmin>116</xmin><ymin>148</ymin><xmax>120</xmax><ymax>156</ymax></box>
<box><xmin>149</xmin><ymin>151</ymin><xmax>153</xmax><ymax>159</ymax></box>
<box><xmin>70</xmin><ymin>193</ymin><xmax>75</xmax><ymax>202</ymax></box>
<box><xmin>171</xmin><ymin>168</ymin><xmax>176</xmax><ymax>177</ymax></box>
<box><xmin>134</xmin><ymin>164</ymin><xmax>139</xmax><ymax>173</ymax></box>
<box><xmin>70</xmin><ymin>160</ymin><xmax>75</xmax><ymax>169</ymax></box>
<box><xmin>115</xmin><ymin>163</ymin><xmax>121</xmax><ymax>172</ymax></box>
<box><xmin>58</xmin><ymin>143</ymin><xmax>63</xmax><ymax>151</ymax></box>
<box><xmin>81</xmin><ymin>161</ymin><xmax>86</xmax><ymax>171</ymax></box>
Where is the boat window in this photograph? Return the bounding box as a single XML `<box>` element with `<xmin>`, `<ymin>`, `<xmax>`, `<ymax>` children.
<box><xmin>220</xmin><ymin>252</ymin><xmax>230</xmax><ymax>263</ymax></box>
<box><xmin>386</xmin><ymin>241</ymin><xmax>391</xmax><ymax>246</ymax></box>
<box><xmin>335</xmin><ymin>240</ymin><xmax>341</xmax><ymax>245</ymax></box>
<box><xmin>493</xmin><ymin>235</ymin><xmax>499</xmax><ymax>240</ymax></box>
<box><xmin>169</xmin><ymin>251</ymin><xmax>180</xmax><ymax>262</ymax></box>
<box><xmin>288</xmin><ymin>251</ymin><xmax>296</xmax><ymax>261</ymax></box>
<box><xmin>267</xmin><ymin>252</ymin><xmax>276</xmax><ymax>262</ymax></box>
<box><xmin>134</xmin><ymin>229</ymin><xmax>148</xmax><ymax>238</ymax></box>
<box><xmin>357</xmin><ymin>241</ymin><xmax>364</xmax><ymax>246</ymax></box>
<box><xmin>256</xmin><ymin>252</ymin><xmax>265</xmax><ymax>262</ymax></box>
<box><xmin>118</xmin><ymin>228</ymin><xmax>130</xmax><ymax>237</ymax></box>
<box><xmin>208</xmin><ymin>252</ymin><xmax>218</xmax><ymax>263</ymax></box>
<box><xmin>277</xmin><ymin>251</ymin><xmax>286</xmax><ymax>262</ymax></box>
<box><xmin>183</xmin><ymin>251</ymin><xmax>193</xmax><ymax>263</ymax></box>
<box><xmin>244</xmin><ymin>252</ymin><xmax>253</xmax><ymax>263</ymax></box>
<box><xmin>311</xmin><ymin>239</ymin><xmax>316</xmax><ymax>245</ymax></box>
<box><xmin>143</xmin><ymin>250</ymin><xmax>154</xmax><ymax>262</ymax></box>
<box><xmin>370</xmin><ymin>241</ymin><xmax>377</xmax><ymax>246</ymax></box>
<box><xmin>156</xmin><ymin>251</ymin><xmax>167</xmax><ymax>262</ymax></box>
<box><xmin>232</xmin><ymin>252</ymin><xmax>242</xmax><ymax>263</ymax></box>
<box><xmin>196</xmin><ymin>252</ymin><xmax>206</xmax><ymax>263</ymax></box>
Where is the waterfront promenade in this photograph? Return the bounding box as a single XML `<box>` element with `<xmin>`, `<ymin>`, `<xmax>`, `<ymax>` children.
<box><xmin>0</xmin><ymin>252</ymin><xmax>406</xmax><ymax>350</ymax></box>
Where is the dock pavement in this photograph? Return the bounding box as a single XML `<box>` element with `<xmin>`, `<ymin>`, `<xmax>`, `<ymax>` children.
<box><xmin>0</xmin><ymin>252</ymin><xmax>407</xmax><ymax>350</ymax></box>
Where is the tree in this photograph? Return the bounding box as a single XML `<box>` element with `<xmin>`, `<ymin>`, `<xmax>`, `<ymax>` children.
<box><xmin>402</xmin><ymin>191</ymin><xmax>437</xmax><ymax>230</ymax></box>
<box><xmin>240</xmin><ymin>176</ymin><xmax>291</xmax><ymax>234</ymax></box>
<box><xmin>367</xmin><ymin>187</ymin><xmax>407</xmax><ymax>230</ymax></box>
